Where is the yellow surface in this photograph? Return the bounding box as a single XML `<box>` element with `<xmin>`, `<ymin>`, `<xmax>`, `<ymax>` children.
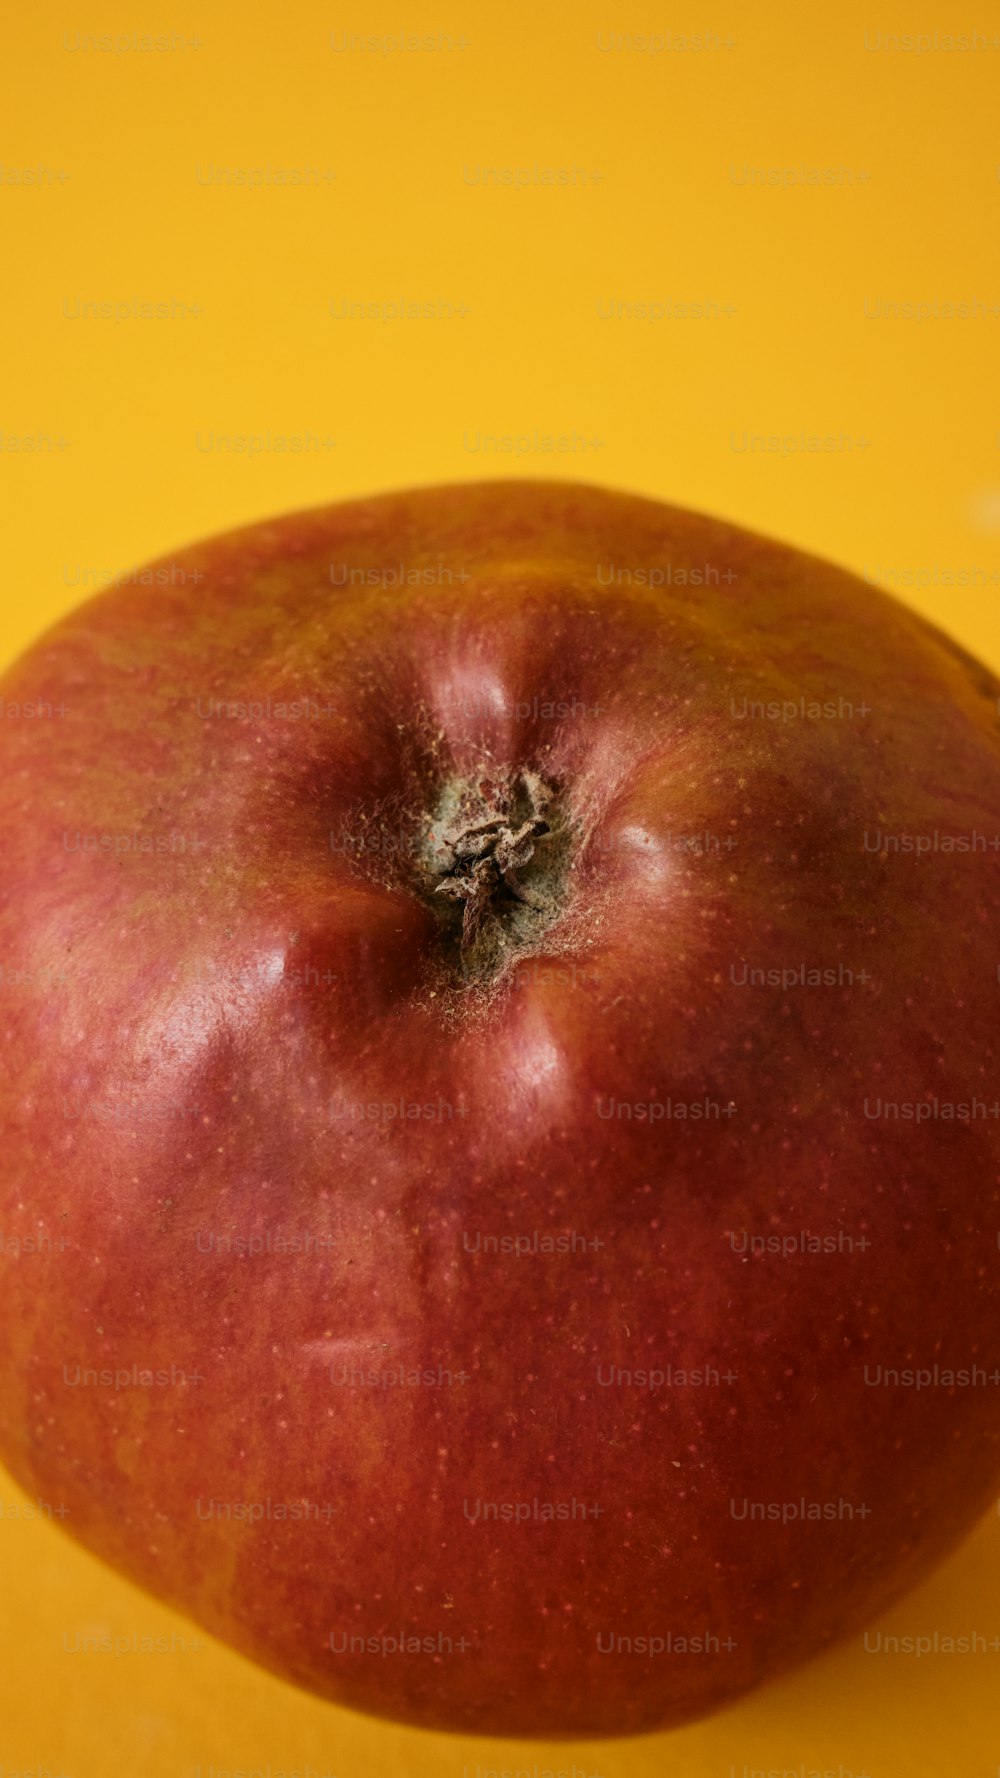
<box><xmin>2</xmin><ymin>1</ymin><xmax>1000</xmax><ymax>1773</ymax></box>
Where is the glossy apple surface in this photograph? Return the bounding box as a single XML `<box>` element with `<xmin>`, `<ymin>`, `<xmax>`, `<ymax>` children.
<box><xmin>1</xmin><ymin>480</ymin><xmax>999</xmax><ymax>1737</ymax></box>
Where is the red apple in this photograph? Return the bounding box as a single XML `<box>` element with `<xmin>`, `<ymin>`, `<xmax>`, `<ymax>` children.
<box><xmin>1</xmin><ymin>480</ymin><xmax>999</xmax><ymax>1738</ymax></box>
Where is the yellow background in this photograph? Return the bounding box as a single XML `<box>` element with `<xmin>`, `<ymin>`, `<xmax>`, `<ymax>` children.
<box><xmin>2</xmin><ymin>1</ymin><xmax>1000</xmax><ymax>1773</ymax></box>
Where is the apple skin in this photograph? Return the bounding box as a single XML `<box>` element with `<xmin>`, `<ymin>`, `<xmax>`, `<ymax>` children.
<box><xmin>1</xmin><ymin>480</ymin><xmax>1000</xmax><ymax>1739</ymax></box>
